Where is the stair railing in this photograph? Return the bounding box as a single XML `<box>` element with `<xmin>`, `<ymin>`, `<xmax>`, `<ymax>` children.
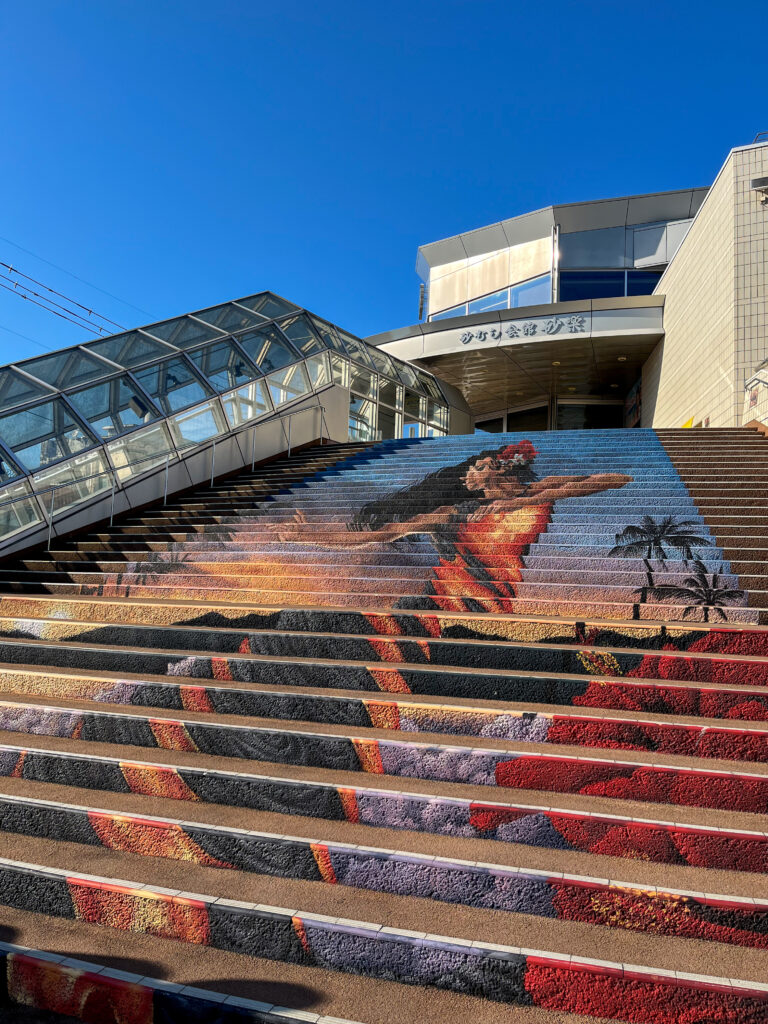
<box><xmin>0</xmin><ymin>400</ymin><xmax>332</xmax><ymax>552</ymax></box>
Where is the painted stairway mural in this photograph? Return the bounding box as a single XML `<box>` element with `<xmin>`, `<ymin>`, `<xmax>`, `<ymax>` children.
<box><xmin>0</xmin><ymin>430</ymin><xmax>766</xmax><ymax>1022</ymax></box>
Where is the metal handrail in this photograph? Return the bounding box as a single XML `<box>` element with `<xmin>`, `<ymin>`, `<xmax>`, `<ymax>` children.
<box><xmin>0</xmin><ymin>396</ymin><xmax>333</xmax><ymax>548</ymax></box>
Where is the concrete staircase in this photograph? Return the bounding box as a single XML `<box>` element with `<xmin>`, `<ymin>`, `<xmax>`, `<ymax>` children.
<box><xmin>0</xmin><ymin>428</ymin><xmax>766</xmax><ymax>1023</ymax></box>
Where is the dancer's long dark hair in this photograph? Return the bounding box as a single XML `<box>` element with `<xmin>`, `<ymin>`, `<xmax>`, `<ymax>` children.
<box><xmin>348</xmin><ymin>448</ymin><xmax>537</xmax><ymax>532</ymax></box>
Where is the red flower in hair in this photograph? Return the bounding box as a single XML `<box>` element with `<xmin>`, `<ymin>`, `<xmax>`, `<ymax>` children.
<box><xmin>498</xmin><ymin>440</ymin><xmax>538</xmax><ymax>465</ymax></box>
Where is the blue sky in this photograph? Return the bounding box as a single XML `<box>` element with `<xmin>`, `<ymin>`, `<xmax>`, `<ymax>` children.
<box><xmin>0</xmin><ymin>0</ymin><xmax>765</xmax><ymax>362</ymax></box>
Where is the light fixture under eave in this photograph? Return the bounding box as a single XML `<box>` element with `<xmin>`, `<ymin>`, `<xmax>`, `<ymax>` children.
<box><xmin>617</xmin><ymin>356</ymin><xmax>627</xmax><ymax>362</ymax></box>
<box><xmin>552</xmin><ymin>361</ymin><xmax>561</xmax><ymax>366</ymax></box>
<box><xmin>610</xmin><ymin>384</ymin><xmax>619</xmax><ymax>389</ymax></box>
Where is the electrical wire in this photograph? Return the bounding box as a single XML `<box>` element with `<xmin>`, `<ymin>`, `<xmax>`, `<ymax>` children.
<box><xmin>0</xmin><ymin>235</ymin><xmax>154</xmax><ymax>318</ymax></box>
<box><xmin>0</xmin><ymin>323</ymin><xmax>50</xmax><ymax>352</ymax></box>
<box><xmin>0</xmin><ymin>274</ymin><xmax>112</xmax><ymax>335</ymax></box>
<box><xmin>0</xmin><ymin>262</ymin><xmax>125</xmax><ymax>331</ymax></box>
<box><xmin>0</xmin><ymin>280</ymin><xmax>108</xmax><ymax>335</ymax></box>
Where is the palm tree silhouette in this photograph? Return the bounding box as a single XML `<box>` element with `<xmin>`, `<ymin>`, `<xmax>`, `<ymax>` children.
<box><xmin>608</xmin><ymin>516</ymin><xmax>712</xmax><ymax>619</ymax></box>
<box><xmin>644</xmin><ymin>560</ymin><xmax>745</xmax><ymax>622</ymax></box>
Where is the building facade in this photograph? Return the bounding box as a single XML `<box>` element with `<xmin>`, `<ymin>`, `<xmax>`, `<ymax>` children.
<box><xmin>369</xmin><ymin>141</ymin><xmax>768</xmax><ymax>434</ymax></box>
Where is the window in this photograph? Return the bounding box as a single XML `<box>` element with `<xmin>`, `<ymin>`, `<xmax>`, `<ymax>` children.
<box><xmin>468</xmin><ymin>289</ymin><xmax>509</xmax><ymax>314</ymax></box>
<box><xmin>134</xmin><ymin>357</ymin><xmax>213</xmax><ymax>415</ymax></box>
<box><xmin>17</xmin><ymin>349</ymin><xmax>115</xmax><ymax>390</ymax></box>
<box><xmin>266</xmin><ymin>363</ymin><xmax>310</xmax><ymax>406</ymax></box>
<box><xmin>237</xmin><ymin>292</ymin><xmax>300</xmax><ymax>319</ymax></box>
<box><xmin>144</xmin><ymin>316</ymin><xmax>225</xmax><ymax>349</ymax></box>
<box><xmin>337</xmin><ymin>329</ymin><xmax>375</xmax><ymax>368</ymax></box>
<box><xmin>627</xmin><ymin>270</ymin><xmax>663</xmax><ymax>296</ymax></box>
<box><xmin>33</xmin><ymin>449</ymin><xmax>113</xmax><ymax>514</ymax></box>
<box><xmin>378</xmin><ymin>377</ymin><xmax>402</xmax><ymax>409</ymax></box>
<box><xmin>305</xmin><ymin>352</ymin><xmax>330</xmax><ymax>388</ymax></box>
<box><xmin>559</xmin><ymin>271</ymin><xmax>626</xmax><ymax>302</ymax></box>
<box><xmin>187</xmin><ymin>341</ymin><xmax>258</xmax><ymax>393</ymax></box>
<box><xmin>0</xmin><ymin>480</ymin><xmax>42</xmax><ymax>540</ymax></box>
<box><xmin>168</xmin><ymin>400</ymin><xmax>227</xmax><ymax>449</ymax></box>
<box><xmin>350</xmin><ymin>364</ymin><xmax>376</xmax><ymax>399</ymax></box>
<box><xmin>510</xmin><ymin>274</ymin><xmax>551</xmax><ymax>307</ymax></box>
<box><xmin>0</xmin><ymin>368</ymin><xmax>54</xmax><ymax>412</ymax></box>
<box><xmin>430</xmin><ymin>304</ymin><xmax>467</xmax><ymax>321</ymax></box>
<box><xmin>276</xmin><ymin>314</ymin><xmax>325</xmax><ymax>357</ymax></box>
<box><xmin>377</xmin><ymin>406</ymin><xmax>399</xmax><ymax>440</ymax></box>
<box><xmin>236</xmin><ymin>325</ymin><xmax>300</xmax><ymax>374</ymax></box>
<box><xmin>107</xmin><ymin>423</ymin><xmax>175</xmax><ymax>481</ymax></box>
<box><xmin>67</xmin><ymin>376</ymin><xmax>159</xmax><ymax>439</ymax></box>
<box><xmin>221</xmin><ymin>380</ymin><xmax>272</xmax><ymax>428</ymax></box>
<box><xmin>349</xmin><ymin>395</ymin><xmax>377</xmax><ymax>440</ymax></box>
<box><xmin>86</xmin><ymin>331</ymin><xmax>175</xmax><ymax>369</ymax></box>
<box><xmin>0</xmin><ymin>399</ymin><xmax>96</xmax><ymax>470</ymax></box>
<box><xmin>309</xmin><ymin>317</ymin><xmax>347</xmax><ymax>354</ymax></box>
<box><xmin>193</xmin><ymin>302</ymin><xmax>266</xmax><ymax>334</ymax></box>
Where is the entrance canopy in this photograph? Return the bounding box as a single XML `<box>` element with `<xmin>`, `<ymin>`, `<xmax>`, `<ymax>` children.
<box><xmin>368</xmin><ymin>296</ymin><xmax>663</xmax><ymax>420</ymax></box>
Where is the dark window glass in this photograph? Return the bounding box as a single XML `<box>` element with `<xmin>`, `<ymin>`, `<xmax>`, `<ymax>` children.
<box><xmin>144</xmin><ymin>316</ymin><xmax>225</xmax><ymax>350</ymax></box>
<box><xmin>237</xmin><ymin>293</ymin><xmax>300</xmax><ymax>320</ymax></box>
<box><xmin>187</xmin><ymin>341</ymin><xmax>258</xmax><ymax>392</ymax></box>
<box><xmin>236</xmin><ymin>325</ymin><xmax>300</xmax><ymax>374</ymax></box>
<box><xmin>377</xmin><ymin>406</ymin><xmax>397</xmax><ymax>439</ymax></box>
<box><xmin>506</xmin><ymin>406</ymin><xmax>549</xmax><ymax>431</ymax></box>
<box><xmin>0</xmin><ymin>368</ymin><xmax>54</xmax><ymax>411</ymax></box>
<box><xmin>0</xmin><ymin>399</ymin><xmax>96</xmax><ymax>470</ymax></box>
<box><xmin>558</xmin><ymin>271</ymin><xmax>625</xmax><ymax>302</ymax></box>
<box><xmin>627</xmin><ymin>270</ymin><xmax>663</xmax><ymax>296</ymax></box>
<box><xmin>474</xmin><ymin>417</ymin><xmax>504</xmax><ymax>434</ymax></box>
<box><xmin>194</xmin><ymin>302</ymin><xmax>267</xmax><ymax>333</ymax></box>
<box><xmin>134</xmin><ymin>357</ymin><xmax>212</xmax><ymax>415</ymax></box>
<box><xmin>87</xmin><ymin>331</ymin><xmax>175</xmax><ymax>369</ymax></box>
<box><xmin>556</xmin><ymin>403</ymin><xmax>623</xmax><ymax>430</ymax></box>
<box><xmin>309</xmin><ymin>317</ymin><xmax>347</xmax><ymax>353</ymax></box>
<box><xmin>68</xmin><ymin>376</ymin><xmax>160</xmax><ymax>438</ymax></box>
<box><xmin>276</xmin><ymin>314</ymin><xmax>325</xmax><ymax>357</ymax></box>
<box><xmin>17</xmin><ymin>349</ymin><xmax>114</xmax><ymax>390</ymax></box>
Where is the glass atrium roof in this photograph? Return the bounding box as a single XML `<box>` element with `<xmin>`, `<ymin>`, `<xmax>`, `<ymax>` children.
<box><xmin>0</xmin><ymin>291</ymin><xmax>450</xmax><ymax>481</ymax></box>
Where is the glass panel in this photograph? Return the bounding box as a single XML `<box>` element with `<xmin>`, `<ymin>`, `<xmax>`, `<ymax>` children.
<box><xmin>393</xmin><ymin>360</ymin><xmax>423</xmax><ymax>392</ymax></box>
<box><xmin>0</xmin><ymin>368</ymin><xmax>55</xmax><ymax>412</ymax></box>
<box><xmin>349</xmin><ymin>395</ymin><xmax>377</xmax><ymax>441</ymax></box>
<box><xmin>0</xmin><ymin>399</ymin><xmax>96</xmax><ymax>471</ymax></box>
<box><xmin>0</xmin><ymin>479</ymin><xmax>42</xmax><ymax>540</ymax></box>
<box><xmin>417</xmin><ymin>371</ymin><xmax>443</xmax><ymax>401</ymax></box>
<box><xmin>276</xmin><ymin>314</ymin><xmax>325</xmax><ymax>357</ymax></box>
<box><xmin>86</xmin><ymin>331</ymin><xmax>175</xmax><ymax>369</ymax></box>
<box><xmin>330</xmin><ymin>353</ymin><xmax>349</xmax><ymax>388</ymax></box>
<box><xmin>305</xmin><ymin>352</ymin><xmax>330</xmax><ymax>389</ymax></box>
<box><xmin>107</xmin><ymin>423</ymin><xmax>175</xmax><ymax>482</ymax></box>
<box><xmin>350</xmin><ymin>364</ymin><xmax>376</xmax><ymax>398</ymax></box>
<box><xmin>33</xmin><ymin>450</ymin><xmax>112</xmax><ymax>516</ymax></box>
<box><xmin>377</xmin><ymin>406</ymin><xmax>399</xmax><ymax>440</ymax></box>
<box><xmin>145</xmin><ymin>316</ymin><xmax>225</xmax><ymax>349</ymax></box>
<box><xmin>236</xmin><ymin>325</ymin><xmax>301</xmax><ymax>374</ymax></box>
<box><xmin>266</xmin><ymin>363</ymin><xmax>310</xmax><ymax>406</ymax></box>
<box><xmin>510</xmin><ymin>273</ymin><xmax>552</xmax><ymax>307</ymax></box>
<box><xmin>168</xmin><ymin>399</ymin><xmax>227</xmax><ymax>450</ymax></box>
<box><xmin>133</xmin><ymin>357</ymin><xmax>212</xmax><ymax>415</ymax></box>
<box><xmin>627</xmin><ymin>270</ymin><xmax>663</xmax><ymax>296</ymax></box>
<box><xmin>402</xmin><ymin>421</ymin><xmax>422</xmax><ymax>438</ymax></box>
<box><xmin>403</xmin><ymin>390</ymin><xmax>425</xmax><ymax>421</ymax></box>
<box><xmin>237</xmin><ymin>293</ymin><xmax>300</xmax><ymax>319</ymax></box>
<box><xmin>467</xmin><ymin>288</ymin><xmax>509</xmax><ymax>314</ymax></box>
<box><xmin>558</xmin><ymin>271</ymin><xmax>625</xmax><ymax>302</ymax></box>
<box><xmin>427</xmin><ymin>400</ymin><xmax>449</xmax><ymax>429</ymax></box>
<box><xmin>67</xmin><ymin>376</ymin><xmax>159</xmax><ymax>439</ymax></box>
<box><xmin>430</xmin><ymin>304</ymin><xmax>466</xmax><ymax>321</ymax></box>
<box><xmin>378</xmin><ymin>377</ymin><xmax>402</xmax><ymax>409</ymax></box>
<box><xmin>337</xmin><ymin>330</ymin><xmax>374</xmax><ymax>368</ymax></box>
<box><xmin>556</xmin><ymin>402</ymin><xmax>623</xmax><ymax>430</ymax></box>
<box><xmin>366</xmin><ymin>346</ymin><xmax>395</xmax><ymax>376</ymax></box>
<box><xmin>17</xmin><ymin>349</ymin><xmax>115</xmax><ymax>390</ymax></box>
<box><xmin>221</xmin><ymin>380</ymin><xmax>272</xmax><ymax>428</ymax></box>
<box><xmin>309</xmin><ymin>317</ymin><xmax>347</xmax><ymax>353</ymax></box>
<box><xmin>187</xmin><ymin>341</ymin><xmax>258</xmax><ymax>393</ymax></box>
<box><xmin>194</xmin><ymin>302</ymin><xmax>267</xmax><ymax>333</ymax></box>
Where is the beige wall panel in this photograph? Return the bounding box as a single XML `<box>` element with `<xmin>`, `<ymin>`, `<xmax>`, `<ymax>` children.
<box><xmin>508</xmin><ymin>236</ymin><xmax>552</xmax><ymax>288</ymax></box>
<box><xmin>429</xmin><ymin>266</ymin><xmax>469</xmax><ymax>315</ymax></box>
<box><xmin>431</xmin><ymin>256</ymin><xmax>468</xmax><ymax>282</ymax></box>
<box><xmin>467</xmin><ymin>250</ymin><xmax>509</xmax><ymax>298</ymax></box>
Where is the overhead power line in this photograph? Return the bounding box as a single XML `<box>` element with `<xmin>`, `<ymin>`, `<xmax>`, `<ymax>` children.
<box><xmin>0</xmin><ymin>262</ymin><xmax>126</xmax><ymax>331</ymax></box>
<box><xmin>0</xmin><ymin>279</ymin><xmax>109</xmax><ymax>336</ymax></box>
<box><xmin>0</xmin><ymin>273</ymin><xmax>113</xmax><ymax>336</ymax></box>
<box><xmin>0</xmin><ymin>235</ymin><xmax>155</xmax><ymax>319</ymax></box>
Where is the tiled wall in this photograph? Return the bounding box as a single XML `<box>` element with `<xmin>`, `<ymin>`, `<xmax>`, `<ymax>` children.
<box><xmin>645</xmin><ymin>144</ymin><xmax>768</xmax><ymax>427</ymax></box>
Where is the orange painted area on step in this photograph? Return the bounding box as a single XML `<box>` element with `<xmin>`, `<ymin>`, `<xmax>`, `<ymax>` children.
<box><xmin>148</xmin><ymin>719</ymin><xmax>199</xmax><ymax>752</ymax></box>
<box><xmin>310</xmin><ymin>842</ymin><xmax>338</xmax><ymax>883</ymax></box>
<box><xmin>120</xmin><ymin>762</ymin><xmax>200</xmax><ymax>801</ymax></box>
